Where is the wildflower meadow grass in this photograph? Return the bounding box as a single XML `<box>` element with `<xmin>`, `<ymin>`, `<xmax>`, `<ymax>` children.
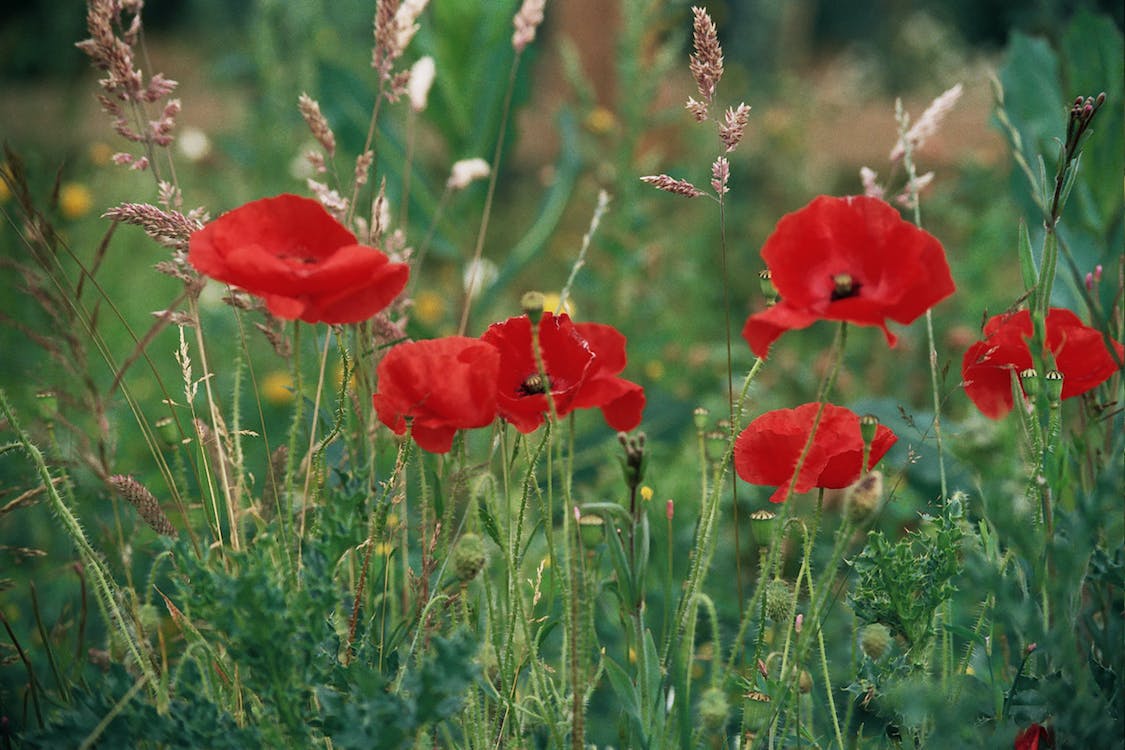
<box><xmin>1</xmin><ymin>2</ymin><xmax>1122</xmax><ymax>748</ymax></box>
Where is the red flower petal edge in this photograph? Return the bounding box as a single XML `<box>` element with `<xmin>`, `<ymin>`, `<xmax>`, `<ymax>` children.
<box><xmin>372</xmin><ymin>337</ymin><xmax>500</xmax><ymax>453</ymax></box>
<box><xmin>188</xmin><ymin>194</ymin><xmax>409</xmax><ymax>324</ymax></box>
<box><xmin>1014</xmin><ymin>723</ymin><xmax>1054</xmax><ymax>750</ymax></box>
<box><xmin>734</xmin><ymin>402</ymin><xmax>897</xmax><ymax>504</ymax></box>
<box><xmin>480</xmin><ymin>313</ymin><xmax>645</xmax><ymax>433</ymax></box>
<box><xmin>962</xmin><ymin>307</ymin><xmax>1124</xmax><ymax>419</ymax></box>
<box><xmin>742</xmin><ymin>195</ymin><xmax>955</xmax><ymax>357</ymax></box>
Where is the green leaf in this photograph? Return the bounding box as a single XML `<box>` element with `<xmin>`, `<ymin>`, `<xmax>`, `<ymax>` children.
<box><xmin>1016</xmin><ymin>220</ymin><xmax>1037</xmax><ymax>296</ymax></box>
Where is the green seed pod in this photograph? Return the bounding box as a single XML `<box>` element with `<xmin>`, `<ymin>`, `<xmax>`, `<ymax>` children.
<box><xmin>742</xmin><ymin>690</ymin><xmax>772</xmax><ymax>733</ymax></box>
<box><xmin>452</xmin><ymin>533</ymin><xmax>488</xmax><ymax>582</ymax></box>
<box><xmin>520</xmin><ymin>291</ymin><xmax>545</xmax><ymax>323</ymax></box>
<box><xmin>35</xmin><ymin>390</ymin><xmax>58</xmax><ymax>422</ymax></box>
<box><xmin>577</xmin><ymin>513</ymin><xmax>605</xmax><ymax>549</ymax></box>
<box><xmin>764</xmin><ymin>578</ymin><xmax>792</xmax><ymax>622</ymax></box>
<box><xmin>1020</xmin><ymin>368</ymin><xmax>1040</xmax><ymax>399</ymax></box>
<box><xmin>692</xmin><ymin>406</ymin><xmax>710</xmax><ymax>433</ymax></box>
<box><xmin>698</xmin><ymin>686</ymin><xmax>729</xmax><ymax>731</ymax></box>
<box><xmin>1044</xmin><ymin>370</ymin><xmax>1063</xmax><ymax>402</ymax></box>
<box><xmin>860</xmin><ymin>623</ymin><xmax>891</xmax><ymax>661</ymax></box>
<box><xmin>859</xmin><ymin>413</ymin><xmax>879</xmax><ymax>449</ymax></box>
<box><xmin>749</xmin><ymin>509</ymin><xmax>777</xmax><ymax>545</ymax></box>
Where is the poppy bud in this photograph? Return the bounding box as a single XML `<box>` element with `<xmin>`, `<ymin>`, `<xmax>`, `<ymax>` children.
<box><xmin>520</xmin><ymin>291</ymin><xmax>545</xmax><ymax>323</ymax></box>
<box><xmin>452</xmin><ymin>533</ymin><xmax>488</xmax><ymax>582</ymax></box>
<box><xmin>577</xmin><ymin>513</ymin><xmax>605</xmax><ymax>549</ymax></box>
<box><xmin>695</xmin><ymin>686</ymin><xmax>728</xmax><ymax>731</ymax></box>
<box><xmin>742</xmin><ymin>691</ymin><xmax>772</xmax><ymax>732</ymax></box>
<box><xmin>860</xmin><ymin>623</ymin><xmax>891</xmax><ymax>660</ymax></box>
<box><xmin>1044</xmin><ymin>370</ymin><xmax>1063</xmax><ymax>402</ymax></box>
<box><xmin>749</xmin><ymin>509</ymin><xmax>777</xmax><ymax>545</ymax></box>
<box><xmin>845</xmin><ymin>470</ymin><xmax>883</xmax><ymax>524</ymax></box>
<box><xmin>764</xmin><ymin>578</ymin><xmax>792</xmax><ymax>622</ymax></box>
<box><xmin>797</xmin><ymin>669</ymin><xmax>813</xmax><ymax>694</ymax></box>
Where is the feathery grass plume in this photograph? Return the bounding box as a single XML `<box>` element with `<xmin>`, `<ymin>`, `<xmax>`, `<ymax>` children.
<box><xmin>447</xmin><ymin>158</ymin><xmax>491</xmax><ymax>190</ymax></box>
<box><xmin>860</xmin><ymin>166</ymin><xmax>884</xmax><ymax>199</ymax></box>
<box><xmin>306</xmin><ymin>179</ymin><xmax>349</xmax><ymax>222</ymax></box>
<box><xmin>102</xmin><ymin>203</ymin><xmax>204</xmax><ymax>254</ymax></box>
<box><xmin>298</xmin><ymin>93</ymin><xmax>336</xmax><ymax>157</ymax></box>
<box><xmin>371</xmin><ymin>0</ymin><xmax>412</xmax><ymax>100</ymax></box>
<box><xmin>687</xmin><ymin>6</ymin><xmax>723</xmax><ymax>121</ymax></box>
<box><xmin>76</xmin><ymin>0</ymin><xmax>180</xmax><ymax>167</ymax></box>
<box><xmin>108</xmin><ymin>475</ymin><xmax>176</xmax><ymax>536</ymax></box>
<box><xmin>511</xmin><ymin>0</ymin><xmax>546</xmax><ymax>53</ymax></box>
<box><xmin>408</xmin><ymin>56</ymin><xmax>436</xmax><ymax>112</ymax></box>
<box><xmin>890</xmin><ymin>82</ymin><xmax>963</xmax><ymax>162</ymax></box>
<box><xmin>711</xmin><ymin>157</ymin><xmax>730</xmax><ymax>195</ymax></box>
<box><xmin>719</xmin><ymin>103</ymin><xmax>751</xmax><ymax>152</ymax></box>
<box><xmin>640</xmin><ymin>174</ymin><xmax>705</xmax><ymax>198</ymax></box>
<box><xmin>393</xmin><ymin>0</ymin><xmax>430</xmax><ymax>54</ymax></box>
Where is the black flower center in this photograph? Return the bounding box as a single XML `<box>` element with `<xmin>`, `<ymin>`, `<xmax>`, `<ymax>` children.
<box><xmin>830</xmin><ymin>273</ymin><xmax>860</xmax><ymax>301</ymax></box>
<box><xmin>517</xmin><ymin>372</ymin><xmax>549</xmax><ymax>396</ymax></box>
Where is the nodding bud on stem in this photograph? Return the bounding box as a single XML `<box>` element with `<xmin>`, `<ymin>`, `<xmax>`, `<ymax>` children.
<box><xmin>846</xmin><ymin>470</ymin><xmax>883</xmax><ymax>524</ymax></box>
<box><xmin>452</xmin><ymin>533</ymin><xmax>487</xmax><ymax>582</ymax></box>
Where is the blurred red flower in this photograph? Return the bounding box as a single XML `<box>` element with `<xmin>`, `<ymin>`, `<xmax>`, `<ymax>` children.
<box><xmin>1014</xmin><ymin>723</ymin><xmax>1054</xmax><ymax>750</ymax></box>
<box><xmin>962</xmin><ymin>307</ymin><xmax>1124</xmax><ymax>419</ymax></box>
<box><xmin>742</xmin><ymin>195</ymin><xmax>955</xmax><ymax>357</ymax></box>
<box><xmin>372</xmin><ymin>337</ymin><xmax>500</xmax><ymax>453</ymax></box>
<box><xmin>734</xmin><ymin>402</ymin><xmax>897</xmax><ymax>504</ymax></box>
<box><xmin>188</xmin><ymin>194</ymin><xmax>409</xmax><ymax>324</ymax></box>
<box><xmin>480</xmin><ymin>313</ymin><xmax>645</xmax><ymax>433</ymax></box>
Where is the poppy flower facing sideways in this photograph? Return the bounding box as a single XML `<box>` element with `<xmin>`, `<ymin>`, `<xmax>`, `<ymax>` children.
<box><xmin>372</xmin><ymin>337</ymin><xmax>501</xmax><ymax>453</ymax></box>
<box><xmin>742</xmin><ymin>195</ymin><xmax>955</xmax><ymax>358</ymax></box>
<box><xmin>188</xmin><ymin>194</ymin><xmax>409</xmax><ymax>324</ymax></box>
<box><xmin>734</xmin><ymin>402</ymin><xmax>897</xmax><ymax>504</ymax></box>
<box><xmin>1014</xmin><ymin>723</ymin><xmax>1054</xmax><ymax>750</ymax></box>
<box><xmin>480</xmin><ymin>313</ymin><xmax>645</xmax><ymax>433</ymax></box>
<box><xmin>962</xmin><ymin>307</ymin><xmax>1124</xmax><ymax>419</ymax></box>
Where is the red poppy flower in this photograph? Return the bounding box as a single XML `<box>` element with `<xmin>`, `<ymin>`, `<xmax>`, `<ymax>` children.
<box><xmin>734</xmin><ymin>402</ymin><xmax>897</xmax><ymax>504</ymax></box>
<box><xmin>1014</xmin><ymin>723</ymin><xmax>1054</xmax><ymax>750</ymax></box>
<box><xmin>372</xmin><ymin>337</ymin><xmax>500</xmax><ymax>453</ymax></box>
<box><xmin>742</xmin><ymin>195</ymin><xmax>955</xmax><ymax>357</ymax></box>
<box><xmin>962</xmin><ymin>307</ymin><xmax>1124</xmax><ymax>419</ymax></box>
<box><xmin>480</xmin><ymin>313</ymin><xmax>645</xmax><ymax>433</ymax></box>
<box><xmin>188</xmin><ymin>194</ymin><xmax>409</xmax><ymax>324</ymax></box>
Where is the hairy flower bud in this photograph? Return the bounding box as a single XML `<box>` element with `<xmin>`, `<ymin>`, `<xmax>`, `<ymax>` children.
<box><xmin>845</xmin><ymin>470</ymin><xmax>883</xmax><ymax>524</ymax></box>
<box><xmin>764</xmin><ymin>578</ymin><xmax>792</xmax><ymax>622</ymax></box>
<box><xmin>860</xmin><ymin>623</ymin><xmax>891</xmax><ymax>660</ymax></box>
<box><xmin>698</xmin><ymin>686</ymin><xmax>729</xmax><ymax>731</ymax></box>
<box><xmin>452</xmin><ymin>533</ymin><xmax>487</xmax><ymax>582</ymax></box>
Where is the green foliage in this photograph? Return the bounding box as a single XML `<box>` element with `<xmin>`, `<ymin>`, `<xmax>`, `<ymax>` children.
<box><xmin>850</xmin><ymin>511</ymin><xmax>964</xmax><ymax>655</ymax></box>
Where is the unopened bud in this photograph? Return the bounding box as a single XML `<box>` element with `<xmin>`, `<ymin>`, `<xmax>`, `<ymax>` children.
<box><xmin>764</xmin><ymin>578</ymin><xmax>792</xmax><ymax>622</ymax></box>
<box><xmin>698</xmin><ymin>686</ymin><xmax>729</xmax><ymax>730</ymax></box>
<box><xmin>797</xmin><ymin>669</ymin><xmax>812</xmax><ymax>694</ymax></box>
<box><xmin>860</xmin><ymin>623</ymin><xmax>891</xmax><ymax>660</ymax></box>
<box><xmin>452</xmin><ymin>533</ymin><xmax>488</xmax><ymax>582</ymax></box>
<box><xmin>845</xmin><ymin>470</ymin><xmax>883</xmax><ymax>524</ymax></box>
<box><xmin>666</xmin><ymin>499</ymin><xmax>674</xmax><ymax>521</ymax></box>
